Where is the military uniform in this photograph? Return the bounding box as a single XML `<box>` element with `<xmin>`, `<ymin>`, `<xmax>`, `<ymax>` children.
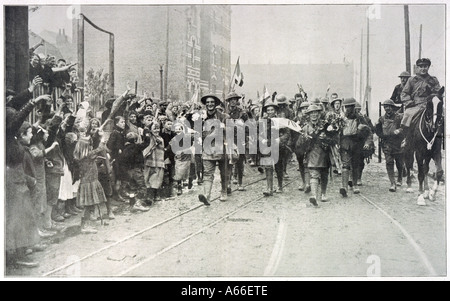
<box><xmin>228</xmin><ymin>103</ymin><xmax>249</xmax><ymax>190</ymax></box>
<box><xmin>400</xmin><ymin>73</ymin><xmax>441</xmax><ymax>127</ymax></box>
<box><xmin>375</xmin><ymin>100</ymin><xmax>404</xmax><ymax>191</ymax></box>
<box><xmin>339</xmin><ymin>98</ymin><xmax>372</xmax><ymax>197</ymax></box>
<box><xmin>198</xmin><ymin>94</ymin><xmax>231</xmax><ymax>205</ymax></box>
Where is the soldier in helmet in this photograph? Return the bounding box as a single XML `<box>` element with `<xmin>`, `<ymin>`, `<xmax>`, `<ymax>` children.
<box><xmin>197</xmin><ymin>94</ymin><xmax>230</xmax><ymax>205</ymax></box>
<box><xmin>275</xmin><ymin>94</ymin><xmax>294</xmax><ymax>178</ymax></box>
<box><xmin>225</xmin><ymin>92</ymin><xmax>249</xmax><ymax>191</ymax></box>
<box><xmin>375</xmin><ymin>99</ymin><xmax>404</xmax><ymax>192</ymax></box>
<box><xmin>260</xmin><ymin>100</ymin><xmax>279</xmax><ymax>197</ymax></box>
<box><xmin>390</xmin><ymin>71</ymin><xmax>411</xmax><ymax>113</ymax></box>
<box><xmin>354</xmin><ymin>102</ymin><xmax>375</xmax><ymax>186</ymax></box>
<box><xmin>301</xmin><ymin>104</ymin><xmax>337</xmax><ymax>206</ymax></box>
<box><xmin>292</xmin><ymin>101</ymin><xmax>311</xmax><ymax>192</ymax></box>
<box><xmin>339</xmin><ymin>98</ymin><xmax>373</xmax><ymax>197</ymax></box>
<box><xmin>398</xmin><ymin>58</ymin><xmax>441</xmax><ymax>147</ymax></box>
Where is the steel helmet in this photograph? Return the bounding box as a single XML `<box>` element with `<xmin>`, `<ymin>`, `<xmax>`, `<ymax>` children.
<box><xmin>320</xmin><ymin>97</ymin><xmax>329</xmax><ymax>104</ymax></box>
<box><xmin>382</xmin><ymin>99</ymin><xmax>396</xmax><ymax>106</ymax></box>
<box><xmin>330</xmin><ymin>97</ymin><xmax>343</xmax><ymax>105</ymax></box>
<box><xmin>225</xmin><ymin>91</ymin><xmax>242</xmax><ymax>101</ymax></box>
<box><xmin>398</xmin><ymin>71</ymin><xmax>411</xmax><ymax>78</ymax></box>
<box><xmin>305</xmin><ymin>104</ymin><xmax>322</xmax><ymax>114</ymax></box>
<box><xmin>275</xmin><ymin>94</ymin><xmax>288</xmax><ymax>105</ymax></box>
<box><xmin>263</xmin><ymin>100</ymin><xmax>279</xmax><ymax>110</ymax></box>
<box><xmin>342</xmin><ymin>97</ymin><xmax>357</xmax><ymax>107</ymax></box>
<box><xmin>355</xmin><ymin>102</ymin><xmax>362</xmax><ymax>109</ymax></box>
<box><xmin>299</xmin><ymin>101</ymin><xmax>310</xmax><ymax>109</ymax></box>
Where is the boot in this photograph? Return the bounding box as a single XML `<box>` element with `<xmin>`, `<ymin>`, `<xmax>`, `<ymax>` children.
<box><xmin>105</xmin><ymin>199</ymin><xmax>115</xmax><ymax>220</ymax></box>
<box><xmin>263</xmin><ymin>169</ymin><xmax>274</xmax><ymax>197</ymax></box>
<box><xmin>65</xmin><ymin>200</ymin><xmax>77</xmax><ymax>216</ymax></box>
<box><xmin>188</xmin><ymin>178</ymin><xmax>194</xmax><ymax>189</ymax></box>
<box><xmin>177</xmin><ymin>181</ymin><xmax>183</xmax><ymax>195</ymax></box>
<box><xmin>68</xmin><ymin>198</ymin><xmax>81</xmax><ymax>214</ymax></box>
<box><xmin>387</xmin><ymin>164</ymin><xmax>397</xmax><ymax>192</ymax></box>
<box><xmin>309</xmin><ymin>178</ymin><xmax>319</xmax><ymax>207</ymax></box>
<box><xmin>304</xmin><ymin>169</ymin><xmax>311</xmax><ymax>193</ymax></box>
<box><xmin>51</xmin><ymin>204</ymin><xmax>65</xmax><ymax>222</ymax></box>
<box><xmin>199</xmin><ymin>180</ymin><xmax>213</xmax><ymax>206</ymax></box>
<box><xmin>133</xmin><ymin>199</ymin><xmax>150</xmax><ymax>212</ymax></box>
<box><xmin>276</xmin><ymin>171</ymin><xmax>283</xmax><ymax>193</ymax></box>
<box><xmin>321</xmin><ymin>177</ymin><xmax>328</xmax><ymax>202</ymax></box>
<box><xmin>145</xmin><ymin>188</ymin><xmax>154</xmax><ymax>206</ymax></box>
<box><xmin>340</xmin><ymin>169</ymin><xmax>350</xmax><ymax>197</ymax></box>
<box><xmin>154</xmin><ymin>189</ymin><xmax>161</xmax><ymax>202</ymax></box>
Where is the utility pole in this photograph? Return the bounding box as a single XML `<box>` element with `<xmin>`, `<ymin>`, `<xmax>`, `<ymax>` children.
<box><xmin>164</xmin><ymin>6</ymin><xmax>170</xmax><ymax>102</ymax></box>
<box><xmin>160</xmin><ymin>64</ymin><xmax>164</xmax><ymax>102</ymax></box>
<box><xmin>404</xmin><ymin>5</ymin><xmax>411</xmax><ymax>74</ymax></box>
<box><xmin>365</xmin><ymin>17</ymin><xmax>370</xmax><ymax>117</ymax></box>
<box><xmin>359</xmin><ymin>28</ymin><xmax>363</xmax><ymax>102</ymax></box>
<box><xmin>418</xmin><ymin>24</ymin><xmax>423</xmax><ymax>59</ymax></box>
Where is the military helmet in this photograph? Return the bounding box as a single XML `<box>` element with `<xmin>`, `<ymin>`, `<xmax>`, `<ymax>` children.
<box><xmin>342</xmin><ymin>97</ymin><xmax>357</xmax><ymax>107</ymax></box>
<box><xmin>201</xmin><ymin>94</ymin><xmax>222</xmax><ymax>106</ymax></box>
<box><xmin>299</xmin><ymin>101</ymin><xmax>310</xmax><ymax>109</ymax></box>
<box><xmin>320</xmin><ymin>97</ymin><xmax>329</xmax><ymax>104</ymax></box>
<box><xmin>275</xmin><ymin>94</ymin><xmax>288</xmax><ymax>105</ymax></box>
<box><xmin>305</xmin><ymin>104</ymin><xmax>322</xmax><ymax>114</ymax></box>
<box><xmin>382</xmin><ymin>99</ymin><xmax>396</xmax><ymax>107</ymax></box>
<box><xmin>263</xmin><ymin>100</ymin><xmax>279</xmax><ymax>110</ymax></box>
<box><xmin>398</xmin><ymin>71</ymin><xmax>411</xmax><ymax>78</ymax></box>
<box><xmin>330</xmin><ymin>97</ymin><xmax>343</xmax><ymax>105</ymax></box>
<box><xmin>225</xmin><ymin>91</ymin><xmax>242</xmax><ymax>101</ymax></box>
<box><xmin>355</xmin><ymin>102</ymin><xmax>362</xmax><ymax>109</ymax></box>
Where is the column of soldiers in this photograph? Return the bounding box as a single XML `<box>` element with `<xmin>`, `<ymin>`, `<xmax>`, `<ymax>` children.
<box><xmin>196</xmin><ymin>88</ymin><xmax>379</xmax><ymax>208</ymax></box>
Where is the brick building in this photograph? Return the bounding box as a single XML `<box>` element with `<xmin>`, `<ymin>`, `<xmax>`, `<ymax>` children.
<box><xmin>72</xmin><ymin>5</ymin><xmax>231</xmax><ymax>102</ymax></box>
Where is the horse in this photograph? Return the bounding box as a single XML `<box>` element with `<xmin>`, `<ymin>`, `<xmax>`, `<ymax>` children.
<box><xmin>404</xmin><ymin>86</ymin><xmax>444</xmax><ymax>205</ymax></box>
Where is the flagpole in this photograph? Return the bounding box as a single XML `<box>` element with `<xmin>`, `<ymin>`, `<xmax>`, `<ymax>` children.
<box><xmin>229</xmin><ymin>56</ymin><xmax>240</xmax><ymax>93</ymax></box>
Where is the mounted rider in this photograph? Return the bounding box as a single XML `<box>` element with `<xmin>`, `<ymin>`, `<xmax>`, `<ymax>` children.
<box><xmin>397</xmin><ymin>58</ymin><xmax>441</xmax><ymax>146</ymax></box>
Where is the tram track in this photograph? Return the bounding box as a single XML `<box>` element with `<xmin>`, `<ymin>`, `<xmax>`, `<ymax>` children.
<box><xmin>43</xmin><ymin>167</ymin><xmax>296</xmax><ymax>277</ymax></box>
<box><xmin>37</xmin><ymin>163</ymin><xmax>444</xmax><ymax>277</ymax></box>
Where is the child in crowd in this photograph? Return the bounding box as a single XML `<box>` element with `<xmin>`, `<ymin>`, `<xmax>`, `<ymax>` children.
<box><xmin>73</xmin><ymin>130</ymin><xmax>108</xmax><ymax>234</ymax></box>
<box><xmin>143</xmin><ymin>122</ymin><xmax>165</xmax><ymax>202</ymax></box>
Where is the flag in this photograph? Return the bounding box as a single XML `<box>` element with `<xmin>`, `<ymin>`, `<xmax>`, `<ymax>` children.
<box><xmin>271</xmin><ymin>118</ymin><xmax>302</xmax><ymax>133</ymax></box>
<box><xmin>190</xmin><ymin>87</ymin><xmax>199</xmax><ymax>103</ymax></box>
<box><xmin>234</xmin><ymin>58</ymin><xmax>244</xmax><ymax>87</ymax></box>
<box><xmin>262</xmin><ymin>85</ymin><xmax>270</xmax><ymax>102</ymax></box>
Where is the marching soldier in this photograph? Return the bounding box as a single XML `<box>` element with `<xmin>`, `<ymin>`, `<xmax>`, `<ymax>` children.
<box><xmin>259</xmin><ymin>100</ymin><xmax>279</xmax><ymax>196</ymax></box>
<box><xmin>275</xmin><ymin>94</ymin><xmax>293</xmax><ymax>178</ymax></box>
<box><xmin>339</xmin><ymin>98</ymin><xmax>372</xmax><ymax>197</ymax></box>
<box><xmin>293</xmin><ymin>101</ymin><xmax>311</xmax><ymax>192</ymax></box>
<box><xmin>390</xmin><ymin>71</ymin><xmax>411</xmax><ymax>113</ymax></box>
<box><xmin>198</xmin><ymin>94</ymin><xmax>230</xmax><ymax>206</ymax></box>
<box><xmin>375</xmin><ymin>99</ymin><xmax>404</xmax><ymax>192</ymax></box>
<box><xmin>301</xmin><ymin>104</ymin><xmax>337</xmax><ymax>206</ymax></box>
<box><xmin>226</xmin><ymin>92</ymin><xmax>249</xmax><ymax>191</ymax></box>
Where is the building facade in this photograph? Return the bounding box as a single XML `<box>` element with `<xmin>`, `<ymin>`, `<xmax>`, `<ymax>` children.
<box><xmin>71</xmin><ymin>5</ymin><xmax>231</xmax><ymax>102</ymax></box>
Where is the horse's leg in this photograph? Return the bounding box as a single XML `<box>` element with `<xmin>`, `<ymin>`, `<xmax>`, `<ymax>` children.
<box><xmin>415</xmin><ymin>151</ymin><xmax>425</xmax><ymax>193</ymax></box>
<box><xmin>422</xmin><ymin>155</ymin><xmax>431</xmax><ymax>199</ymax></box>
<box><xmin>404</xmin><ymin>150</ymin><xmax>414</xmax><ymax>193</ymax></box>
<box><xmin>415</xmin><ymin>151</ymin><xmax>427</xmax><ymax>206</ymax></box>
<box><xmin>429</xmin><ymin>138</ymin><xmax>443</xmax><ymax>201</ymax></box>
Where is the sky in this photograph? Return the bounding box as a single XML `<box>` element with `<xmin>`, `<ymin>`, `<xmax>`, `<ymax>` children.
<box><xmin>24</xmin><ymin>1</ymin><xmax>447</xmax><ymax>117</ymax></box>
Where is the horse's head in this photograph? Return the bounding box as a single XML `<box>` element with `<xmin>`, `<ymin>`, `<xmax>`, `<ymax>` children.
<box><xmin>426</xmin><ymin>86</ymin><xmax>444</xmax><ymax>132</ymax></box>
